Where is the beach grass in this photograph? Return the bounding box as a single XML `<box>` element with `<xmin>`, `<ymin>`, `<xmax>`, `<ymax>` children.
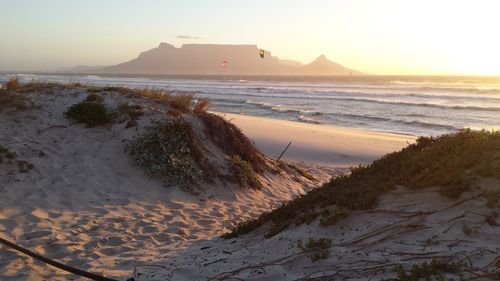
<box><xmin>199</xmin><ymin>112</ymin><xmax>267</xmax><ymax>173</ymax></box>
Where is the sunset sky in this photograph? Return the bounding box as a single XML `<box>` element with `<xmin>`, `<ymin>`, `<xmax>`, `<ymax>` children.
<box><xmin>1</xmin><ymin>0</ymin><xmax>499</xmax><ymax>75</ymax></box>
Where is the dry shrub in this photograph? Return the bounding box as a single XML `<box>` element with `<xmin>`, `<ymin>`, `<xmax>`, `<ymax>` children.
<box><xmin>0</xmin><ymin>92</ymin><xmax>33</xmax><ymax>111</ymax></box>
<box><xmin>120</xmin><ymin>87</ymin><xmax>173</xmax><ymax>104</ymax></box>
<box><xmin>193</xmin><ymin>98</ymin><xmax>210</xmax><ymax>113</ymax></box>
<box><xmin>6</xmin><ymin>78</ymin><xmax>21</xmax><ymax>90</ymax></box>
<box><xmin>23</xmin><ymin>82</ymin><xmax>67</xmax><ymax>91</ymax></box>
<box><xmin>103</xmin><ymin>86</ymin><xmax>137</xmax><ymax>95</ymax></box>
<box><xmin>107</xmin><ymin>87</ymin><xmax>195</xmax><ymax>113</ymax></box>
<box><xmin>135</xmin><ymin>88</ymin><xmax>172</xmax><ymax>103</ymax></box>
<box><xmin>199</xmin><ymin>112</ymin><xmax>267</xmax><ymax>173</ymax></box>
<box><xmin>169</xmin><ymin>93</ymin><xmax>194</xmax><ymax>113</ymax></box>
<box><xmin>168</xmin><ymin>109</ymin><xmax>183</xmax><ymax>118</ymax></box>
<box><xmin>101</xmin><ymin>86</ymin><xmax>201</xmax><ymax>114</ymax></box>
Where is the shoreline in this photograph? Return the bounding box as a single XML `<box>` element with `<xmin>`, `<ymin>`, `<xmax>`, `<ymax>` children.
<box><xmin>222</xmin><ymin>112</ymin><xmax>416</xmax><ymax>167</ymax></box>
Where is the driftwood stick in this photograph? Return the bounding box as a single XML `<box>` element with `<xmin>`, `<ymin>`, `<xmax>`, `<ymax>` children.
<box><xmin>37</xmin><ymin>124</ymin><xmax>67</xmax><ymax>134</ymax></box>
<box><xmin>276</xmin><ymin>141</ymin><xmax>292</xmax><ymax>161</ymax></box>
<box><xmin>0</xmin><ymin>235</ymin><xmax>117</xmax><ymax>281</ymax></box>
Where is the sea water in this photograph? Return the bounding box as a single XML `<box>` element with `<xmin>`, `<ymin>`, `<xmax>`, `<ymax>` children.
<box><xmin>1</xmin><ymin>74</ymin><xmax>499</xmax><ymax>136</ymax></box>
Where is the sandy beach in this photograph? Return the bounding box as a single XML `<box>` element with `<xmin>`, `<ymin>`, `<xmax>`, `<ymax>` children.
<box><xmin>224</xmin><ymin>113</ymin><xmax>415</xmax><ymax>166</ymax></box>
<box><xmin>0</xmin><ymin>86</ymin><xmax>346</xmax><ymax>280</ymax></box>
<box><xmin>2</xmin><ymin>1</ymin><xmax>500</xmax><ymax>279</ymax></box>
<box><xmin>0</xmin><ymin>85</ymin><xmax>498</xmax><ymax>281</ymax></box>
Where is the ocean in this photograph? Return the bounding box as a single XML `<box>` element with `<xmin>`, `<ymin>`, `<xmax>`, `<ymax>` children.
<box><xmin>1</xmin><ymin>74</ymin><xmax>499</xmax><ymax>136</ymax></box>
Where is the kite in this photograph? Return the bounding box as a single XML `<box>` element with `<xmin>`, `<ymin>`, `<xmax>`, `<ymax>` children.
<box><xmin>259</xmin><ymin>49</ymin><xmax>265</xmax><ymax>59</ymax></box>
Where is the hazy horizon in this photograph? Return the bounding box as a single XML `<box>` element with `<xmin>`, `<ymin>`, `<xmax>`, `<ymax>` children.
<box><xmin>1</xmin><ymin>0</ymin><xmax>499</xmax><ymax>76</ymax></box>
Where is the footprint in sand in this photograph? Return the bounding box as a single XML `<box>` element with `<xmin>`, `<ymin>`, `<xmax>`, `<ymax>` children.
<box><xmin>23</xmin><ymin>230</ymin><xmax>53</xmax><ymax>240</ymax></box>
<box><xmin>152</xmin><ymin>233</ymin><xmax>172</xmax><ymax>244</ymax></box>
<box><xmin>103</xmin><ymin>236</ymin><xmax>126</xmax><ymax>247</ymax></box>
<box><xmin>139</xmin><ymin>225</ymin><xmax>160</xmax><ymax>234</ymax></box>
<box><xmin>31</xmin><ymin>209</ymin><xmax>61</xmax><ymax>219</ymax></box>
<box><xmin>99</xmin><ymin>246</ymin><xmax>133</xmax><ymax>256</ymax></box>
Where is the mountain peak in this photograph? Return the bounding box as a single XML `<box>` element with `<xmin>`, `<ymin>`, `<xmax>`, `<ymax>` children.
<box><xmin>100</xmin><ymin>43</ymin><xmax>364</xmax><ymax>75</ymax></box>
<box><xmin>158</xmin><ymin>42</ymin><xmax>175</xmax><ymax>49</ymax></box>
<box><xmin>315</xmin><ymin>54</ymin><xmax>328</xmax><ymax>62</ymax></box>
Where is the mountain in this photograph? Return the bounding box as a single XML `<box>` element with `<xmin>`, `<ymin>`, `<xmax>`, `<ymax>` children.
<box><xmin>59</xmin><ymin>65</ymin><xmax>108</xmax><ymax>73</ymax></box>
<box><xmin>297</xmin><ymin>54</ymin><xmax>363</xmax><ymax>75</ymax></box>
<box><xmin>99</xmin><ymin>43</ymin><xmax>363</xmax><ymax>75</ymax></box>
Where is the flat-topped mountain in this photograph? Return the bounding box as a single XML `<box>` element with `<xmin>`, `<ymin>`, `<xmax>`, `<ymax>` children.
<box><xmin>99</xmin><ymin>43</ymin><xmax>363</xmax><ymax>75</ymax></box>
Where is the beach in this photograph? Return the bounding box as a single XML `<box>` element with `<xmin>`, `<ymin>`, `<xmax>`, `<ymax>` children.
<box><xmin>2</xmin><ymin>74</ymin><xmax>500</xmax><ymax>137</ymax></box>
<box><xmin>0</xmin><ymin>85</ymin><xmax>412</xmax><ymax>280</ymax></box>
<box><xmin>0</xmin><ymin>84</ymin><xmax>498</xmax><ymax>281</ymax></box>
<box><xmin>224</xmin><ymin>113</ymin><xmax>414</xmax><ymax>166</ymax></box>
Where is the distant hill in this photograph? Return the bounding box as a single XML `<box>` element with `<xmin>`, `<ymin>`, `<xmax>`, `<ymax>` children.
<box><xmin>98</xmin><ymin>43</ymin><xmax>363</xmax><ymax>75</ymax></box>
<box><xmin>295</xmin><ymin>54</ymin><xmax>363</xmax><ymax>75</ymax></box>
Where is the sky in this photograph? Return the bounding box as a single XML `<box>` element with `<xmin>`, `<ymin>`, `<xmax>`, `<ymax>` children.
<box><xmin>1</xmin><ymin>0</ymin><xmax>499</xmax><ymax>75</ymax></box>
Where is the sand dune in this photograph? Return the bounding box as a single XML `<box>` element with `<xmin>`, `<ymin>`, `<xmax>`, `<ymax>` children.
<box><xmin>0</xmin><ymin>87</ymin><xmax>327</xmax><ymax>280</ymax></box>
<box><xmin>2</xmin><ymin>86</ymin><xmax>496</xmax><ymax>281</ymax></box>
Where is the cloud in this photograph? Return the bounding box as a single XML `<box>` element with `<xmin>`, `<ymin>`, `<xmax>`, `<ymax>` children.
<box><xmin>176</xmin><ymin>35</ymin><xmax>203</xmax><ymax>40</ymax></box>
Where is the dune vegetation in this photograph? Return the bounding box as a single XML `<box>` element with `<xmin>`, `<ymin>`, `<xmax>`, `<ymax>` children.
<box><xmin>125</xmin><ymin>119</ymin><xmax>217</xmax><ymax>193</ymax></box>
<box><xmin>64</xmin><ymin>93</ymin><xmax>114</xmax><ymax>127</ymax></box>
<box><xmin>223</xmin><ymin>129</ymin><xmax>500</xmax><ymax>238</ymax></box>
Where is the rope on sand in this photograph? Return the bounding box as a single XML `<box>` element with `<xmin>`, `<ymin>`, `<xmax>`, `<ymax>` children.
<box><xmin>0</xmin><ymin>235</ymin><xmax>118</xmax><ymax>281</ymax></box>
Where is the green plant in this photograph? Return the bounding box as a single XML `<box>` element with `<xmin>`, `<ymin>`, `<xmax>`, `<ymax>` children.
<box><xmin>485</xmin><ymin>190</ymin><xmax>500</xmax><ymax>208</ymax></box>
<box><xmin>223</xmin><ymin>130</ymin><xmax>500</xmax><ymax>238</ymax></box>
<box><xmin>221</xmin><ymin>217</ymin><xmax>264</xmax><ymax>239</ymax></box>
<box><xmin>319</xmin><ymin>206</ymin><xmax>350</xmax><ymax>226</ymax></box>
<box><xmin>117</xmin><ymin>101</ymin><xmax>144</xmax><ymax>120</ymax></box>
<box><xmin>0</xmin><ymin>145</ymin><xmax>34</xmax><ymax>172</ymax></box>
<box><xmin>64</xmin><ymin>100</ymin><xmax>112</xmax><ymax>127</ymax></box>
<box><xmin>298</xmin><ymin>237</ymin><xmax>332</xmax><ymax>262</ymax></box>
<box><xmin>393</xmin><ymin>260</ymin><xmax>461</xmax><ymax>281</ymax></box>
<box><xmin>229</xmin><ymin>155</ymin><xmax>262</xmax><ymax>189</ymax></box>
<box><xmin>17</xmin><ymin>160</ymin><xmax>34</xmax><ymax>173</ymax></box>
<box><xmin>462</xmin><ymin>223</ymin><xmax>472</xmax><ymax>235</ymax></box>
<box><xmin>87</xmin><ymin>87</ymin><xmax>103</xmax><ymax>93</ymax></box>
<box><xmin>125</xmin><ymin>119</ymin><xmax>216</xmax><ymax>193</ymax></box>
<box><xmin>285</xmin><ymin>162</ymin><xmax>316</xmax><ymax>181</ymax></box>
<box><xmin>84</xmin><ymin>93</ymin><xmax>105</xmax><ymax>103</ymax></box>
